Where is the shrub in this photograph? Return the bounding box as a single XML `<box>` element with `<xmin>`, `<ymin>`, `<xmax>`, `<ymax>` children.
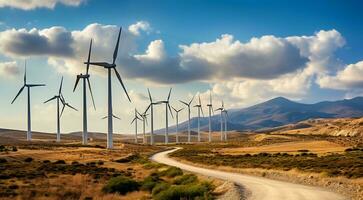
<box><xmin>102</xmin><ymin>176</ymin><xmax>139</xmax><ymax>195</ymax></box>
<box><xmin>159</xmin><ymin>167</ymin><xmax>183</xmax><ymax>177</ymax></box>
<box><xmin>140</xmin><ymin>174</ymin><xmax>161</xmax><ymax>191</ymax></box>
<box><xmin>24</xmin><ymin>157</ymin><xmax>33</xmax><ymax>163</ymax></box>
<box><xmin>115</xmin><ymin>154</ymin><xmax>141</xmax><ymax>163</ymax></box>
<box><xmin>42</xmin><ymin>160</ymin><xmax>50</xmax><ymax>163</ymax></box>
<box><xmin>153</xmin><ymin>183</ymin><xmax>210</xmax><ymax>200</ymax></box>
<box><xmin>97</xmin><ymin>160</ymin><xmax>104</xmax><ymax>165</ymax></box>
<box><xmin>54</xmin><ymin>160</ymin><xmax>66</xmax><ymax>164</ymax></box>
<box><xmin>11</xmin><ymin>146</ymin><xmax>17</xmax><ymax>152</ymax></box>
<box><xmin>0</xmin><ymin>158</ymin><xmax>7</xmax><ymax>163</ymax></box>
<box><xmin>297</xmin><ymin>149</ymin><xmax>309</xmax><ymax>152</ymax></box>
<box><xmin>152</xmin><ymin>182</ymin><xmax>170</xmax><ymax>195</ymax></box>
<box><xmin>173</xmin><ymin>174</ymin><xmax>197</xmax><ymax>185</ymax></box>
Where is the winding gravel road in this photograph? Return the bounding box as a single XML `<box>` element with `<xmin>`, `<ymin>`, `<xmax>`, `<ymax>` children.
<box><xmin>151</xmin><ymin>148</ymin><xmax>346</xmax><ymax>200</ymax></box>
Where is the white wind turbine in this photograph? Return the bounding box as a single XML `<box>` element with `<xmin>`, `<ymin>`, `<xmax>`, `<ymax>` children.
<box><xmin>206</xmin><ymin>91</ymin><xmax>214</xmax><ymax>142</ymax></box>
<box><xmin>73</xmin><ymin>39</ymin><xmax>96</xmax><ymax>145</ymax></box>
<box><xmin>131</xmin><ymin>109</ymin><xmax>142</xmax><ymax>143</ymax></box>
<box><xmin>222</xmin><ymin>109</ymin><xmax>229</xmax><ymax>141</ymax></box>
<box><xmin>145</xmin><ymin>89</ymin><xmax>161</xmax><ymax>145</ymax></box>
<box><xmin>180</xmin><ymin>95</ymin><xmax>195</xmax><ymax>143</ymax></box>
<box><xmin>171</xmin><ymin>106</ymin><xmax>184</xmax><ymax>143</ymax></box>
<box><xmin>11</xmin><ymin>62</ymin><xmax>45</xmax><ymax>141</ymax></box>
<box><xmin>156</xmin><ymin>88</ymin><xmax>174</xmax><ymax>144</ymax></box>
<box><xmin>139</xmin><ymin>110</ymin><xmax>149</xmax><ymax>144</ymax></box>
<box><xmin>84</xmin><ymin>27</ymin><xmax>131</xmax><ymax>149</ymax></box>
<box><xmin>193</xmin><ymin>94</ymin><xmax>204</xmax><ymax>142</ymax></box>
<box><xmin>44</xmin><ymin>77</ymin><xmax>77</xmax><ymax>142</ymax></box>
<box><xmin>215</xmin><ymin>101</ymin><xmax>225</xmax><ymax>141</ymax></box>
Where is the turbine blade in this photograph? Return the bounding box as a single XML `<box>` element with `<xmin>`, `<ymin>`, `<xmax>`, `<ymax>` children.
<box><xmin>59</xmin><ymin>76</ymin><xmax>63</xmax><ymax>95</ymax></box>
<box><xmin>179</xmin><ymin>100</ymin><xmax>188</xmax><ymax>106</ymax></box>
<box><xmin>168</xmin><ymin>104</ymin><xmax>174</xmax><ymax>119</ymax></box>
<box><xmin>11</xmin><ymin>86</ymin><xmax>25</xmax><ymax>104</ymax></box>
<box><xmin>101</xmin><ymin>116</ymin><xmax>107</xmax><ymax>119</ymax></box>
<box><xmin>24</xmin><ymin>61</ymin><xmax>26</xmax><ymax>84</ymax></box>
<box><xmin>200</xmin><ymin>106</ymin><xmax>204</xmax><ymax>117</ymax></box>
<box><xmin>113</xmin><ymin>27</ymin><xmax>122</xmax><ymax>65</ymax></box>
<box><xmin>145</xmin><ymin>104</ymin><xmax>151</xmax><ymax>113</ymax></box>
<box><xmin>44</xmin><ymin>96</ymin><xmax>57</xmax><ymax>104</ymax></box>
<box><xmin>147</xmin><ymin>88</ymin><xmax>152</xmax><ymax>102</ymax></box>
<box><xmin>84</xmin><ymin>62</ymin><xmax>110</xmax><ymax>68</ymax></box>
<box><xmin>167</xmin><ymin>88</ymin><xmax>172</xmax><ymax>101</ymax></box>
<box><xmin>114</xmin><ymin>68</ymin><xmax>131</xmax><ymax>102</ymax></box>
<box><xmin>60</xmin><ymin>104</ymin><xmax>65</xmax><ymax>117</ymax></box>
<box><xmin>145</xmin><ymin>117</ymin><xmax>148</xmax><ymax>126</ymax></box>
<box><xmin>73</xmin><ymin>75</ymin><xmax>80</xmax><ymax>92</ymax></box>
<box><xmin>87</xmin><ymin>78</ymin><xmax>96</xmax><ymax>110</ymax></box>
<box><xmin>222</xmin><ymin>100</ymin><xmax>224</xmax><ymax>108</ymax></box>
<box><xmin>113</xmin><ymin>114</ymin><xmax>121</xmax><ymax>120</ymax></box>
<box><xmin>199</xmin><ymin>94</ymin><xmax>201</xmax><ymax>106</ymax></box>
<box><xmin>66</xmin><ymin>103</ymin><xmax>78</xmax><ymax>111</ymax></box>
<box><xmin>28</xmin><ymin>84</ymin><xmax>46</xmax><ymax>87</ymax></box>
<box><xmin>131</xmin><ymin>117</ymin><xmax>136</xmax><ymax>124</ymax></box>
<box><xmin>171</xmin><ymin>105</ymin><xmax>177</xmax><ymax>112</ymax></box>
<box><xmin>86</xmin><ymin>39</ymin><xmax>92</xmax><ymax>74</ymax></box>
<box><xmin>209</xmin><ymin>90</ymin><xmax>212</xmax><ymax>105</ymax></box>
<box><xmin>189</xmin><ymin>95</ymin><xmax>195</xmax><ymax>105</ymax></box>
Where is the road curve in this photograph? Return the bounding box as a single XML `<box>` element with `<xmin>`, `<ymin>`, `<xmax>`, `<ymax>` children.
<box><xmin>151</xmin><ymin>148</ymin><xmax>346</xmax><ymax>200</ymax></box>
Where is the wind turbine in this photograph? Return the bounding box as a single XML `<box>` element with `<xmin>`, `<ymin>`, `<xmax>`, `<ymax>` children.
<box><xmin>145</xmin><ymin>89</ymin><xmax>161</xmax><ymax>145</ymax></box>
<box><xmin>73</xmin><ymin>39</ymin><xmax>96</xmax><ymax>145</ymax></box>
<box><xmin>84</xmin><ymin>27</ymin><xmax>131</xmax><ymax>149</ymax></box>
<box><xmin>156</xmin><ymin>88</ymin><xmax>174</xmax><ymax>144</ymax></box>
<box><xmin>215</xmin><ymin>101</ymin><xmax>224</xmax><ymax>141</ymax></box>
<box><xmin>131</xmin><ymin>109</ymin><xmax>142</xmax><ymax>143</ymax></box>
<box><xmin>44</xmin><ymin>77</ymin><xmax>76</xmax><ymax>142</ymax></box>
<box><xmin>206</xmin><ymin>91</ymin><xmax>214</xmax><ymax>142</ymax></box>
<box><xmin>11</xmin><ymin>62</ymin><xmax>45</xmax><ymax>141</ymax></box>
<box><xmin>180</xmin><ymin>95</ymin><xmax>195</xmax><ymax>143</ymax></box>
<box><xmin>139</xmin><ymin>110</ymin><xmax>148</xmax><ymax>144</ymax></box>
<box><xmin>193</xmin><ymin>94</ymin><xmax>204</xmax><ymax>142</ymax></box>
<box><xmin>171</xmin><ymin>106</ymin><xmax>184</xmax><ymax>143</ymax></box>
<box><xmin>222</xmin><ymin>109</ymin><xmax>229</xmax><ymax>141</ymax></box>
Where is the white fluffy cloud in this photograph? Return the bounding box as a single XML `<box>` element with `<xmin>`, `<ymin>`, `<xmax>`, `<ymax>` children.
<box><xmin>0</xmin><ymin>0</ymin><xmax>85</xmax><ymax>10</ymax></box>
<box><xmin>0</xmin><ymin>61</ymin><xmax>20</xmax><ymax>78</ymax></box>
<box><xmin>318</xmin><ymin>61</ymin><xmax>363</xmax><ymax>90</ymax></box>
<box><xmin>128</xmin><ymin>21</ymin><xmax>151</xmax><ymax>36</ymax></box>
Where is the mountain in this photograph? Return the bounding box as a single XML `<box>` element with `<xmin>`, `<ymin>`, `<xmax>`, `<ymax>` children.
<box><xmin>155</xmin><ymin>96</ymin><xmax>363</xmax><ymax>133</ymax></box>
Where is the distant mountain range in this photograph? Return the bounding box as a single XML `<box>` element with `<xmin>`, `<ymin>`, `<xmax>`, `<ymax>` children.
<box><xmin>155</xmin><ymin>96</ymin><xmax>363</xmax><ymax>133</ymax></box>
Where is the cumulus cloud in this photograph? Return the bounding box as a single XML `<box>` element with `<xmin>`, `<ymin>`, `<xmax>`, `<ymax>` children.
<box><xmin>318</xmin><ymin>61</ymin><xmax>363</xmax><ymax>90</ymax></box>
<box><xmin>0</xmin><ymin>0</ymin><xmax>85</xmax><ymax>10</ymax></box>
<box><xmin>0</xmin><ymin>61</ymin><xmax>20</xmax><ymax>78</ymax></box>
<box><xmin>0</xmin><ymin>27</ymin><xmax>74</xmax><ymax>57</ymax></box>
<box><xmin>128</xmin><ymin>21</ymin><xmax>151</xmax><ymax>36</ymax></box>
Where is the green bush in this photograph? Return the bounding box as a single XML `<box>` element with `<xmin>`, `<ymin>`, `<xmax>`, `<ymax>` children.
<box><xmin>151</xmin><ymin>182</ymin><xmax>170</xmax><ymax>195</ymax></box>
<box><xmin>102</xmin><ymin>176</ymin><xmax>139</xmax><ymax>195</ymax></box>
<box><xmin>24</xmin><ymin>157</ymin><xmax>33</xmax><ymax>163</ymax></box>
<box><xmin>54</xmin><ymin>160</ymin><xmax>66</xmax><ymax>164</ymax></box>
<box><xmin>153</xmin><ymin>183</ymin><xmax>210</xmax><ymax>200</ymax></box>
<box><xmin>159</xmin><ymin>167</ymin><xmax>183</xmax><ymax>177</ymax></box>
<box><xmin>0</xmin><ymin>158</ymin><xmax>7</xmax><ymax>163</ymax></box>
<box><xmin>173</xmin><ymin>174</ymin><xmax>197</xmax><ymax>185</ymax></box>
<box><xmin>140</xmin><ymin>174</ymin><xmax>161</xmax><ymax>191</ymax></box>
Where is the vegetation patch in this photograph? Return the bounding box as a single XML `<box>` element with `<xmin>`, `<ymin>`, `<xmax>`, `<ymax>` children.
<box><xmin>102</xmin><ymin>176</ymin><xmax>140</xmax><ymax>195</ymax></box>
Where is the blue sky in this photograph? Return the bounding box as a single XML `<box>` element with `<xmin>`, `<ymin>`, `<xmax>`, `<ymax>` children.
<box><xmin>0</xmin><ymin>0</ymin><xmax>363</xmax><ymax>134</ymax></box>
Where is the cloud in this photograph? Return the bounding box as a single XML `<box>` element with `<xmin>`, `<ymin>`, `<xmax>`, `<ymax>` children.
<box><xmin>0</xmin><ymin>27</ymin><xmax>74</xmax><ymax>57</ymax></box>
<box><xmin>0</xmin><ymin>61</ymin><xmax>20</xmax><ymax>78</ymax></box>
<box><xmin>0</xmin><ymin>0</ymin><xmax>85</xmax><ymax>10</ymax></box>
<box><xmin>318</xmin><ymin>61</ymin><xmax>363</xmax><ymax>90</ymax></box>
<box><xmin>128</xmin><ymin>21</ymin><xmax>151</xmax><ymax>36</ymax></box>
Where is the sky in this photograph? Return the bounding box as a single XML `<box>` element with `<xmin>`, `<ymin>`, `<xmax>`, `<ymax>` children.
<box><xmin>0</xmin><ymin>0</ymin><xmax>363</xmax><ymax>134</ymax></box>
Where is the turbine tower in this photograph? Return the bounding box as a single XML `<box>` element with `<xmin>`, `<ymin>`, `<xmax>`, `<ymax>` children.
<box><xmin>222</xmin><ymin>109</ymin><xmax>228</xmax><ymax>141</ymax></box>
<box><xmin>145</xmin><ymin>89</ymin><xmax>161</xmax><ymax>145</ymax></box>
<box><xmin>206</xmin><ymin>91</ymin><xmax>214</xmax><ymax>142</ymax></box>
<box><xmin>73</xmin><ymin>39</ymin><xmax>96</xmax><ymax>145</ymax></box>
<box><xmin>171</xmin><ymin>106</ymin><xmax>184</xmax><ymax>143</ymax></box>
<box><xmin>193</xmin><ymin>94</ymin><xmax>204</xmax><ymax>142</ymax></box>
<box><xmin>84</xmin><ymin>27</ymin><xmax>131</xmax><ymax>149</ymax></box>
<box><xmin>44</xmin><ymin>77</ymin><xmax>77</xmax><ymax>142</ymax></box>
<box><xmin>180</xmin><ymin>95</ymin><xmax>195</xmax><ymax>143</ymax></box>
<box><xmin>139</xmin><ymin>110</ymin><xmax>148</xmax><ymax>144</ymax></box>
<box><xmin>11</xmin><ymin>62</ymin><xmax>45</xmax><ymax>141</ymax></box>
<box><xmin>131</xmin><ymin>109</ymin><xmax>142</xmax><ymax>143</ymax></box>
<box><xmin>215</xmin><ymin>101</ymin><xmax>224</xmax><ymax>141</ymax></box>
<box><xmin>156</xmin><ymin>88</ymin><xmax>173</xmax><ymax>144</ymax></box>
